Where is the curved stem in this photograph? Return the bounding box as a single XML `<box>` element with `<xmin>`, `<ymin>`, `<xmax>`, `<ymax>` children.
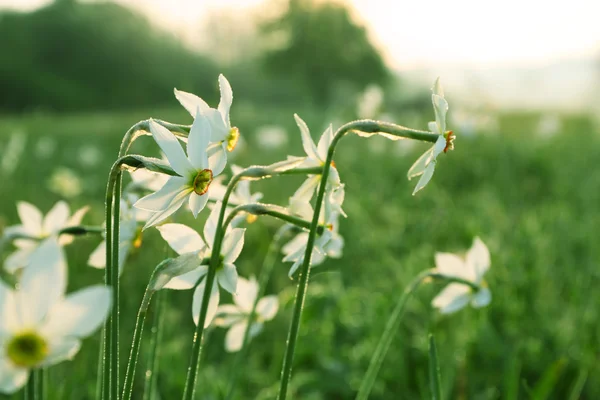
<box><xmin>225</xmin><ymin>225</ymin><xmax>293</xmax><ymax>400</ymax></box>
<box><xmin>222</xmin><ymin>203</ymin><xmax>325</xmax><ymax>235</ymax></box>
<box><xmin>143</xmin><ymin>291</ymin><xmax>166</xmax><ymax>400</ymax></box>
<box><xmin>277</xmin><ymin>120</ymin><xmax>442</xmax><ymax>399</ymax></box>
<box><xmin>355</xmin><ymin>270</ymin><xmax>480</xmax><ymax>400</ymax></box>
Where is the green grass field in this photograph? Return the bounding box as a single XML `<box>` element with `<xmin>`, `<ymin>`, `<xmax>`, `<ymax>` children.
<box><xmin>0</xmin><ymin>106</ymin><xmax>598</xmax><ymax>399</ymax></box>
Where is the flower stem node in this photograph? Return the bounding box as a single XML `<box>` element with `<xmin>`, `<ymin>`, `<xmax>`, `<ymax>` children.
<box><xmin>192</xmin><ymin>169</ymin><xmax>214</xmax><ymax>196</ymax></box>
<box><xmin>6</xmin><ymin>332</ymin><xmax>49</xmax><ymax>368</ymax></box>
<box><xmin>227</xmin><ymin>127</ymin><xmax>240</xmax><ymax>152</ymax></box>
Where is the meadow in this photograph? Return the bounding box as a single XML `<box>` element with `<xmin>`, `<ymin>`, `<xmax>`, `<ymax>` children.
<box><xmin>0</xmin><ymin>104</ymin><xmax>598</xmax><ymax>400</ymax></box>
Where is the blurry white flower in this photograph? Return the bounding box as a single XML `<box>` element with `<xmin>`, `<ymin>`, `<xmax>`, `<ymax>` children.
<box><xmin>255</xmin><ymin>125</ymin><xmax>288</xmax><ymax>149</ymax></box>
<box><xmin>536</xmin><ymin>114</ymin><xmax>561</xmax><ymax>138</ymax></box>
<box><xmin>128</xmin><ymin>168</ymin><xmax>169</xmax><ymax>193</ymax></box>
<box><xmin>156</xmin><ymin>202</ymin><xmax>245</xmax><ymax>327</ymax></box>
<box><xmin>289</xmin><ymin>114</ymin><xmax>341</xmax><ymax>214</ymax></box>
<box><xmin>1</xmin><ymin>132</ymin><xmax>27</xmax><ymax>176</ymax></box>
<box><xmin>0</xmin><ymin>238</ymin><xmax>111</xmax><ymax>394</ymax></box>
<box><xmin>4</xmin><ymin>201</ymin><xmax>88</xmax><ymax>273</ymax></box>
<box><xmin>47</xmin><ymin>167</ymin><xmax>83</xmax><ymax>199</ymax></box>
<box><xmin>407</xmin><ymin>78</ymin><xmax>453</xmax><ymax>195</ymax></box>
<box><xmin>34</xmin><ymin>136</ymin><xmax>56</xmax><ymax>159</ymax></box>
<box><xmin>77</xmin><ymin>145</ymin><xmax>102</xmax><ymax>168</ymax></box>
<box><xmin>432</xmin><ymin>237</ymin><xmax>491</xmax><ymax>314</ymax></box>
<box><xmin>214</xmin><ymin>276</ymin><xmax>278</xmax><ymax>352</ymax></box>
<box><xmin>356</xmin><ymin>84</ymin><xmax>384</xmax><ymax>119</ymax></box>
<box><xmin>134</xmin><ymin>117</ymin><xmax>226</xmax><ymax>229</ymax></box>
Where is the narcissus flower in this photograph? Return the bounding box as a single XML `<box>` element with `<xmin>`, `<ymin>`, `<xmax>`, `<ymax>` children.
<box><xmin>175</xmin><ymin>74</ymin><xmax>240</xmax><ymax>155</ymax></box>
<box><xmin>214</xmin><ymin>277</ymin><xmax>278</xmax><ymax>352</ymax></box>
<box><xmin>0</xmin><ymin>238</ymin><xmax>111</xmax><ymax>394</ymax></box>
<box><xmin>156</xmin><ymin>202</ymin><xmax>245</xmax><ymax>327</ymax></box>
<box><xmin>289</xmin><ymin>114</ymin><xmax>341</xmax><ymax>213</ymax></box>
<box><xmin>407</xmin><ymin>78</ymin><xmax>454</xmax><ymax>195</ymax></box>
<box><xmin>3</xmin><ymin>201</ymin><xmax>88</xmax><ymax>273</ymax></box>
<box><xmin>134</xmin><ymin>115</ymin><xmax>226</xmax><ymax>229</ymax></box>
<box><xmin>432</xmin><ymin>237</ymin><xmax>491</xmax><ymax>314</ymax></box>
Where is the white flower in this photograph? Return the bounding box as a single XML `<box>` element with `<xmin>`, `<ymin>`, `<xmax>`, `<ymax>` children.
<box><xmin>128</xmin><ymin>168</ymin><xmax>170</xmax><ymax>193</ymax></box>
<box><xmin>0</xmin><ymin>238</ymin><xmax>111</xmax><ymax>394</ymax></box>
<box><xmin>175</xmin><ymin>74</ymin><xmax>239</xmax><ymax>154</ymax></box>
<box><xmin>289</xmin><ymin>114</ymin><xmax>341</xmax><ymax>214</ymax></box>
<box><xmin>432</xmin><ymin>237</ymin><xmax>491</xmax><ymax>314</ymax></box>
<box><xmin>134</xmin><ymin>116</ymin><xmax>226</xmax><ymax>229</ymax></box>
<box><xmin>3</xmin><ymin>201</ymin><xmax>88</xmax><ymax>273</ymax></box>
<box><xmin>214</xmin><ymin>277</ymin><xmax>278</xmax><ymax>352</ymax></box>
<box><xmin>407</xmin><ymin>78</ymin><xmax>454</xmax><ymax>195</ymax></box>
<box><xmin>156</xmin><ymin>202</ymin><xmax>245</xmax><ymax>327</ymax></box>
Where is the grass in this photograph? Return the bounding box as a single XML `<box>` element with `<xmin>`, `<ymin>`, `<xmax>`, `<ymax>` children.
<box><xmin>0</xmin><ymin>105</ymin><xmax>598</xmax><ymax>399</ymax></box>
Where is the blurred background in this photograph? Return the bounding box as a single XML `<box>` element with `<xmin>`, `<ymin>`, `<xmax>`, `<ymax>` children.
<box><xmin>0</xmin><ymin>0</ymin><xmax>599</xmax><ymax>399</ymax></box>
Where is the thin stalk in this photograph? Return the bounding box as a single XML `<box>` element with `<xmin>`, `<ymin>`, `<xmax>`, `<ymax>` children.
<box><xmin>355</xmin><ymin>271</ymin><xmax>479</xmax><ymax>400</ymax></box>
<box><xmin>24</xmin><ymin>372</ymin><xmax>34</xmax><ymax>400</ymax></box>
<box><xmin>277</xmin><ymin>120</ymin><xmax>441</xmax><ymax>400</ymax></box>
<box><xmin>111</xmin><ymin>172</ymin><xmax>122</xmax><ymax>400</ymax></box>
<box><xmin>225</xmin><ymin>225</ymin><xmax>293</xmax><ymax>400</ymax></box>
<box><xmin>96</xmin><ymin>335</ymin><xmax>104</xmax><ymax>400</ymax></box>
<box><xmin>222</xmin><ymin>203</ymin><xmax>325</xmax><ymax>235</ymax></box>
<box><xmin>428</xmin><ymin>333</ymin><xmax>443</xmax><ymax>400</ymax></box>
<box><xmin>143</xmin><ymin>291</ymin><xmax>166</xmax><ymax>400</ymax></box>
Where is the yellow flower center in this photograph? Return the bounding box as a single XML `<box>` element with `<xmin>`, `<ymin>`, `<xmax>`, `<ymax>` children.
<box><xmin>192</xmin><ymin>169</ymin><xmax>213</xmax><ymax>195</ymax></box>
<box><xmin>6</xmin><ymin>331</ymin><xmax>49</xmax><ymax>368</ymax></box>
<box><xmin>226</xmin><ymin>127</ymin><xmax>240</xmax><ymax>152</ymax></box>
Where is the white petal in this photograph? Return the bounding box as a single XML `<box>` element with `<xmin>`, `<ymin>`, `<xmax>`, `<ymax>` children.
<box><xmin>17</xmin><ymin>201</ymin><xmax>43</xmax><ymax>236</ymax></box>
<box><xmin>290</xmin><ymin>175</ymin><xmax>320</xmax><ymax>208</ymax></box>
<box><xmin>434</xmin><ymin>252</ymin><xmax>472</xmax><ymax>280</ymax></box>
<box><xmin>163</xmin><ymin>265</ymin><xmax>208</xmax><ymax>290</ymax></box>
<box><xmin>192</xmin><ymin>278</ymin><xmax>220</xmax><ymax>328</ymax></box>
<box><xmin>471</xmin><ymin>287</ymin><xmax>491</xmax><ymax>308</ymax></box>
<box><xmin>428</xmin><ymin>121</ymin><xmax>438</xmax><ymax>133</ymax></box>
<box><xmin>224</xmin><ymin>321</ymin><xmax>247</xmax><ymax>352</ymax></box>
<box><xmin>60</xmin><ymin>206</ymin><xmax>90</xmax><ymax>245</ymax></box>
<box><xmin>233</xmin><ymin>277</ymin><xmax>258</xmax><ymax>313</ymax></box>
<box><xmin>282</xmin><ymin>233</ymin><xmax>308</xmax><ymax>259</ymax></box>
<box><xmin>141</xmin><ymin>191</ymin><xmax>189</xmax><ymax>230</ymax></box>
<box><xmin>43</xmin><ymin>201</ymin><xmax>69</xmax><ymax>235</ymax></box>
<box><xmin>222</xmin><ymin>228</ymin><xmax>245</xmax><ymax>263</ymax></box>
<box><xmin>204</xmin><ymin>108</ymin><xmax>229</xmax><ymax>142</ymax></box>
<box><xmin>40</xmin><ymin>285</ymin><xmax>111</xmax><ymax>338</ymax></box>
<box><xmin>0</xmin><ymin>282</ymin><xmax>19</xmax><ymax>334</ymax></box>
<box><xmin>173</xmin><ymin>88</ymin><xmax>211</xmax><ymax>117</ymax></box>
<box><xmin>214</xmin><ymin>305</ymin><xmax>244</xmax><ymax>327</ymax></box>
<box><xmin>187</xmin><ymin>112</ymin><xmax>211</xmax><ymax>170</ymax></box>
<box><xmin>287</xmin><ymin>259</ymin><xmax>302</xmax><ymax>278</ymax></box>
<box><xmin>87</xmin><ymin>241</ymin><xmax>106</xmax><ymax>269</ymax></box>
<box><xmin>432</xmin><ymin>135</ymin><xmax>447</xmax><ymax>159</ymax></box>
<box><xmin>217</xmin><ymin>74</ymin><xmax>233</xmax><ymax>126</ymax></box>
<box><xmin>217</xmin><ymin>263</ymin><xmax>238</xmax><ymax>294</ymax></box>
<box><xmin>189</xmin><ymin>193</ymin><xmax>209</xmax><ymax>218</ymax></box>
<box><xmin>256</xmin><ymin>296</ymin><xmax>279</xmax><ymax>321</ymax></box>
<box><xmin>466</xmin><ymin>237</ymin><xmax>491</xmax><ymax>282</ymax></box>
<box><xmin>432</xmin><ymin>94</ymin><xmax>448</xmax><ymax>134</ymax></box>
<box><xmin>156</xmin><ymin>223</ymin><xmax>204</xmax><ymax>255</ymax></box>
<box><xmin>3</xmin><ymin>247</ymin><xmax>34</xmax><ymax>274</ymax></box>
<box><xmin>208</xmin><ymin>143</ymin><xmax>227</xmax><ymax>176</ymax></box>
<box><xmin>294</xmin><ymin>114</ymin><xmax>318</xmax><ymax>159</ymax></box>
<box><xmin>133</xmin><ymin>176</ymin><xmax>188</xmax><ymax>212</ymax></box>
<box><xmin>407</xmin><ymin>148</ymin><xmax>433</xmax><ymax>179</ymax></box>
<box><xmin>412</xmin><ymin>161</ymin><xmax>436</xmax><ymax>195</ymax></box>
<box><xmin>149</xmin><ymin>119</ymin><xmax>194</xmax><ymax>177</ymax></box>
<box><xmin>203</xmin><ymin>201</ymin><xmax>222</xmax><ymax>247</ymax></box>
<box><xmin>0</xmin><ymin>357</ymin><xmax>28</xmax><ymax>394</ymax></box>
<box><xmin>432</xmin><ymin>77</ymin><xmax>444</xmax><ymax>98</ymax></box>
<box><xmin>432</xmin><ymin>283</ymin><xmax>471</xmax><ymax>314</ymax></box>
<box><xmin>40</xmin><ymin>338</ymin><xmax>81</xmax><ymax>367</ymax></box>
<box><xmin>17</xmin><ymin>238</ymin><xmax>66</xmax><ymax>327</ymax></box>
<box><xmin>316</xmin><ymin>125</ymin><xmax>334</xmax><ymax>162</ymax></box>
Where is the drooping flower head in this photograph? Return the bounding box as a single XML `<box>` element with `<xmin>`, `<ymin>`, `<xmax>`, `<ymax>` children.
<box><xmin>0</xmin><ymin>238</ymin><xmax>111</xmax><ymax>394</ymax></box>
<box><xmin>432</xmin><ymin>237</ymin><xmax>491</xmax><ymax>314</ymax></box>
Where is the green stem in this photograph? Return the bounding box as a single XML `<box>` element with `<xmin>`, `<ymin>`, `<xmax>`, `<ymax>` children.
<box><xmin>225</xmin><ymin>225</ymin><xmax>293</xmax><ymax>400</ymax></box>
<box><xmin>102</xmin><ymin>165</ymin><xmax>116</xmax><ymax>400</ymax></box>
<box><xmin>428</xmin><ymin>333</ymin><xmax>443</xmax><ymax>400</ymax></box>
<box><xmin>222</xmin><ymin>203</ymin><xmax>325</xmax><ymax>234</ymax></box>
<box><xmin>143</xmin><ymin>291</ymin><xmax>166</xmax><ymax>400</ymax></box>
<box><xmin>24</xmin><ymin>372</ymin><xmax>34</xmax><ymax>400</ymax></box>
<box><xmin>96</xmin><ymin>334</ymin><xmax>104</xmax><ymax>400</ymax></box>
<box><xmin>355</xmin><ymin>270</ymin><xmax>479</xmax><ymax>400</ymax></box>
<box><xmin>277</xmin><ymin>120</ymin><xmax>442</xmax><ymax>400</ymax></box>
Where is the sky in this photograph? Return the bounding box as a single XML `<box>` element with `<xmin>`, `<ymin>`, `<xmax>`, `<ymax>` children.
<box><xmin>3</xmin><ymin>0</ymin><xmax>599</xmax><ymax>70</ymax></box>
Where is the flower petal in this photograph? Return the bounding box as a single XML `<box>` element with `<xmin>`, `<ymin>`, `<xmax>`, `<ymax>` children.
<box><xmin>466</xmin><ymin>237</ymin><xmax>491</xmax><ymax>282</ymax></box>
<box><xmin>432</xmin><ymin>283</ymin><xmax>471</xmax><ymax>314</ymax></box>
<box><xmin>60</xmin><ymin>206</ymin><xmax>90</xmax><ymax>245</ymax></box>
<box><xmin>233</xmin><ymin>277</ymin><xmax>258</xmax><ymax>313</ymax></box>
<box><xmin>290</xmin><ymin>175</ymin><xmax>320</xmax><ymax>211</ymax></box>
<box><xmin>412</xmin><ymin>161</ymin><xmax>436</xmax><ymax>195</ymax></box>
<box><xmin>0</xmin><ymin>282</ymin><xmax>19</xmax><ymax>335</ymax></box>
<box><xmin>428</xmin><ymin>121</ymin><xmax>438</xmax><ymax>133</ymax></box>
<box><xmin>163</xmin><ymin>265</ymin><xmax>208</xmax><ymax>290</ymax></box>
<box><xmin>432</xmin><ymin>135</ymin><xmax>447</xmax><ymax>159</ymax></box>
<box><xmin>432</xmin><ymin>94</ymin><xmax>448</xmax><ymax>134</ymax></box>
<box><xmin>40</xmin><ymin>338</ymin><xmax>81</xmax><ymax>367</ymax></box>
<box><xmin>203</xmin><ymin>201</ymin><xmax>222</xmax><ymax>247</ymax></box>
<box><xmin>471</xmin><ymin>287</ymin><xmax>491</xmax><ymax>308</ymax></box>
<box><xmin>141</xmin><ymin>191</ymin><xmax>189</xmax><ymax>230</ymax></box>
<box><xmin>189</xmin><ymin>193</ymin><xmax>209</xmax><ymax>219</ymax></box>
<box><xmin>204</xmin><ymin>108</ymin><xmax>229</xmax><ymax>142</ymax></box>
<box><xmin>224</xmin><ymin>321</ymin><xmax>247</xmax><ymax>352</ymax></box>
<box><xmin>17</xmin><ymin>238</ymin><xmax>66</xmax><ymax>327</ymax></box>
<box><xmin>256</xmin><ymin>295</ymin><xmax>279</xmax><ymax>321</ymax></box>
<box><xmin>222</xmin><ymin>228</ymin><xmax>245</xmax><ymax>264</ymax></box>
<box><xmin>43</xmin><ymin>201</ymin><xmax>69</xmax><ymax>235</ymax></box>
<box><xmin>40</xmin><ymin>285</ymin><xmax>111</xmax><ymax>338</ymax></box>
<box><xmin>217</xmin><ymin>74</ymin><xmax>233</xmax><ymax>126</ymax></box>
<box><xmin>434</xmin><ymin>252</ymin><xmax>472</xmax><ymax>280</ymax></box>
<box><xmin>0</xmin><ymin>357</ymin><xmax>28</xmax><ymax>394</ymax></box>
<box><xmin>214</xmin><ymin>305</ymin><xmax>244</xmax><ymax>327</ymax></box>
<box><xmin>192</xmin><ymin>278</ymin><xmax>220</xmax><ymax>328</ymax></box>
<box><xmin>208</xmin><ymin>143</ymin><xmax>227</xmax><ymax>176</ymax></box>
<box><xmin>294</xmin><ymin>114</ymin><xmax>318</xmax><ymax>159</ymax></box>
<box><xmin>156</xmin><ymin>223</ymin><xmax>204</xmax><ymax>255</ymax></box>
<box><xmin>407</xmin><ymin>148</ymin><xmax>433</xmax><ymax>180</ymax></box>
<box><xmin>149</xmin><ymin>120</ymin><xmax>194</xmax><ymax>177</ymax></box>
<box><xmin>187</xmin><ymin>112</ymin><xmax>211</xmax><ymax>170</ymax></box>
<box><xmin>133</xmin><ymin>176</ymin><xmax>188</xmax><ymax>212</ymax></box>
<box><xmin>316</xmin><ymin>124</ymin><xmax>334</xmax><ymax>162</ymax></box>
<box><xmin>87</xmin><ymin>240</ymin><xmax>106</xmax><ymax>269</ymax></box>
<box><xmin>174</xmin><ymin>88</ymin><xmax>211</xmax><ymax>117</ymax></box>
<box><xmin>17</xmin><ymin>201</ymin><xmax>43</xmax><ymax>236</ymax></box>
<box><xmin>432</xmin><ymin>77</ymin><xmax>444</xmax><ymax>98</ymax></box>
<box><xmin>3</xmin><ymin>247</ymin><xmax>35</xmax><ymax>274</ymax></box>
<box><xmin>217</xmin><ymin>263</ymin><xmax>238</xmax><ymax>294</ymax></box>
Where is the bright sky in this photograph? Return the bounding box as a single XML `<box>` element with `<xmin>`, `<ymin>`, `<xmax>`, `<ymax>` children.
<box><xmin>2</xmin><ymin>0</ymin><xmax>600</xmax><ymax>69</ymax></box>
